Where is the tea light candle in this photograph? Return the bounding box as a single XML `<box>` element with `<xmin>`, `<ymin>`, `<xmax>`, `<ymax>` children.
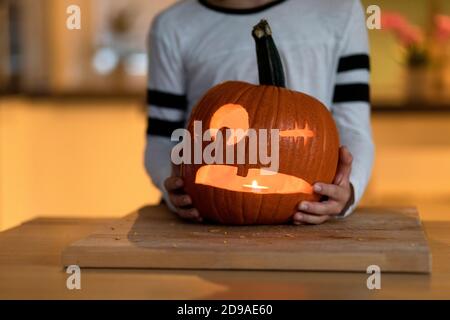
<box><xmin>242</xmin><ymin>180</ymin><xmax>269</xmax><ymax>192</ymax></box>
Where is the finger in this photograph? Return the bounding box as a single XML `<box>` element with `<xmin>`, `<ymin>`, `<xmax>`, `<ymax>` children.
<box><xmin>334</xmin><ymin>146</ymin><xmax>353</xmax><ymax>185</ymax></box>
<box><xmin>169</xmin><ymin>193</ymin><xmax>192</xmax><ymax>207</ymax></box>
<box><xmin>340</xmin><ymin>146</ymin><xmax>353</xmax><ymax>167</ymax></box>
<box><xmin>298</xmin><ymin>200</ymin><xmax>342</xmax><ymax>215</ymax></box>
<box><xmin>313</xmin><ymin>183</ymin><xmax>346</xmax><ymax>201</ymax></box>
<box><xmin>293</xmin><ymin>212</ymin><xmax>330</xmax><ymax>225</ymax></box>
<box><xmin>164</xmin><ymin>176</ymin><xmax>184</xmax><ymax>192</ymax></box>
<box><xmin>177</xmin><ymin>208</ymin><xmax>202</xmax><ymax>222</ymax></box>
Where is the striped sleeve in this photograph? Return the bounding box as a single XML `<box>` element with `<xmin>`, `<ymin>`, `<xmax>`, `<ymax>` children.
<box><xmin>147</xmin><ymin>89</ymin><xmax>187</xmax><ymax>137</ymax></box>
<box><xmin>332</xmin><ymin>0</ymin><xmax>375</xmax><ymax>218</ymax></box>
<box><xmin>146</xmin><ymin>27</ymin><xmax>188</xmax><ymax>137</ymax></box>
<box><xmin>144</xmin><ymin>22</ymin><xmax>187</xmax><ymax>210</ymax></box>
<box><xmin>333</xmin><ymin>54</ymin><xmax>370</xmax><ymax>103</ymax></box>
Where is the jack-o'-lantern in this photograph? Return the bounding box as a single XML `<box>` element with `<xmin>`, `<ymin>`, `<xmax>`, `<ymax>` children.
<box><xmin>181</xmin><ymin>20</ymin><xmax>339</xmax><ymax>225</ymax></box>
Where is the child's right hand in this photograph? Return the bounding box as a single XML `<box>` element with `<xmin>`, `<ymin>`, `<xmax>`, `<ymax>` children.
<box><xmin>164</xmin><ymin>176</ymin><xmax>203</xmax><ymax>222</ymax></box>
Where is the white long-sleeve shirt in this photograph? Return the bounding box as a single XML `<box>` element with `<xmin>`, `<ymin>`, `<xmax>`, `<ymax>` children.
<box><xmin>145</xmin><ymin>0</ymin><xmax>374</xmax><ymax>216</ymax></box>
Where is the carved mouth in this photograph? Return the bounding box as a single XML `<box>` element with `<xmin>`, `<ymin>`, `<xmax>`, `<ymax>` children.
<box><xmin>195</xmin><ymin>165</ymin><xmax>313</xmax><ymax>194</ymax></box>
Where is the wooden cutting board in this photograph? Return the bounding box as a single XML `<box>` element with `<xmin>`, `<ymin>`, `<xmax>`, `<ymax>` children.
<box><xmin>62</xmin><ymin>205</ymin><xmax>431</xmax><ymax>273</ymax></box>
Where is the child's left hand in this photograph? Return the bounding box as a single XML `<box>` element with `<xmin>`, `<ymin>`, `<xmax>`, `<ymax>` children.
<box><xmin>293</xmin><ymin>146</ymin><xmax>354</xmax><ymax>225</ymax></box>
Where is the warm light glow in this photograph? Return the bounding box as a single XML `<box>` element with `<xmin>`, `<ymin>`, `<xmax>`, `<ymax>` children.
<box><xmin>242</xmin><ymin>180</ymin><xmax>269</xmax><ymax>191</ymax></box>
<box><xmin>280</xmin><ymin>122</ymin><xmax>314</xmax><ymax>146</ymax></box>
<box><xmin>209</xmin><ymin>104</ymin><xmax>249</xmax><ymax>145</ymax></box>
<box><xmin>195</xmin><ymin>165</ymin><xmax>313</xmax><ymax>194</ymax></box>
<box><xmin>0</xmin><ymin>98</ymin><xmax>158</xmax><ymax>232</ymax></box>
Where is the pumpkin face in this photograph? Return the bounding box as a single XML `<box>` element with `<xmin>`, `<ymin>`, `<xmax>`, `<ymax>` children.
<box><xmin>180</xmin><ymin>20</ymin><xmax>339</xmax><ymax>225</ymax></box>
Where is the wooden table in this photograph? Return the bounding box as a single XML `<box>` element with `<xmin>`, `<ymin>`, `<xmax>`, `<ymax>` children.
<box><xmin>0</xmin><ymin>211</ymin><xmax>449</xmax><ymax>299</ymax></box>
<box><xmin>62</xmin><ymin>206</ymin><xmax>432</xmax><ymax>273</ymax></box>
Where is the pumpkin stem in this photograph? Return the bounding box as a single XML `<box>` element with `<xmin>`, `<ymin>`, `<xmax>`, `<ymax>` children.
<box><xmin>252</xmin><ymin>19</ymin><xmax>286</xmax><ymax>88</ymax></box>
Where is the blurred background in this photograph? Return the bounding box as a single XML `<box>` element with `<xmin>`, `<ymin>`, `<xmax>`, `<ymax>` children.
<box><xmin>1</xmin><ymin>0</ymin><xmax>450</xmax><ymax>231</ymax></box>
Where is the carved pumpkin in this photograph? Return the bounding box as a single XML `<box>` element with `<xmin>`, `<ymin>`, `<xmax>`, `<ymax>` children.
<box><xmin>181</xmin><ymin>20</ymin><xmax>339</xmax><ymax>225</ymax></box>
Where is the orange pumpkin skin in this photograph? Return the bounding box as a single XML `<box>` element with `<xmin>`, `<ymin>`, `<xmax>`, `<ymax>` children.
<box><xmin>181</xmin><ymin>81</ymin><xmax>340</xmax><ymax>225</ymax></box>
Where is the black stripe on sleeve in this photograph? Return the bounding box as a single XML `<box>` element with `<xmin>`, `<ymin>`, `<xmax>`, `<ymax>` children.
<box><xmin>337</xmin><ymin>54</ymin><xmax>370</xmax><ymax>73</ymax></box>
<box><xmin>333</xmin><ymin>83</ymin><xmax>370</xmax><ymax>103</ymax></box>
<box><xmin>146</xmin><ymin>117</ymin><xmax>185</xmax><ymax>137</ymax></box>
<box><xmin>147</xmin><ymin>89</ymin><xmax>188</xmax><ymax>110</ymax></box>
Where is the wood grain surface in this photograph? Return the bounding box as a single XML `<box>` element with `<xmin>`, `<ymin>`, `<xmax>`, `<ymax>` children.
<box><xmin>1</xmin><ymin>211</ymin><xmax>449</xmax><ymax>299</ymax></box>
<box><xmin>61</xmin><ymin>205</ymin><xmax>431</xmax><ymax>273</ymax></box>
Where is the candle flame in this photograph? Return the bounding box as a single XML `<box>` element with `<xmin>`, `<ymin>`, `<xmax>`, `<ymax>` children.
<box><xmin>243</xmin><ymin>180</ymin><xmax>269</xmax><ymax>190</ymax></box>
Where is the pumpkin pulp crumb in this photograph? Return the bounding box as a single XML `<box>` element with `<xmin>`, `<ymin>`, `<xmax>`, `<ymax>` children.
<box><xmin>285</xmin><ymin>234</ymin><xmax>294</xmax><ymax>238</ymax></box>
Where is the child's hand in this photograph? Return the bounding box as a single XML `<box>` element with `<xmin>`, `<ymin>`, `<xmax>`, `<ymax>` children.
<box><xmin>293</xmin><ymin>146</ymin><xmax>354</xmax><ymax>225</ymax></box>
<box><xmin>164</xmin><ymin>176</ymin><xmax>203</xmax><ymax>223</ymax></box>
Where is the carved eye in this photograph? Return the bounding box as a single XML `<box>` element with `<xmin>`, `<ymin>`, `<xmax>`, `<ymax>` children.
<box><xmin>279</xmin><ymin>122</ymin><xmax>314</xmax><ymax>146</ymax></box>
<box><xmin>209</xmin><ymin>104</ymin><xmax>249</xmax><ymax>145</ymax></box>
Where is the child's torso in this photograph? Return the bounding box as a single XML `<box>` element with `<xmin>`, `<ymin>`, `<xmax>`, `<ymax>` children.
<box><xmin>159</xmin><ymin>0</ymin><xmax>354</xmax><ymax>112</ymax></box>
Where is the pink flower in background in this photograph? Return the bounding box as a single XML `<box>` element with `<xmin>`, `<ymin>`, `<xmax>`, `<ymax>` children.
<box><xmin>435</xmin><ymin>15</ymin><xmax>450</xmax><ymax>42</ymax></box>
<box><xmin>381</xmin><ymin>12</ymin><xmax>408</xmax><ymax>31</ymax></box>
<box><xmin>381</xmin><ymin>11</ymin><xmax>424</xmax><ymax>47</ymax></box>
